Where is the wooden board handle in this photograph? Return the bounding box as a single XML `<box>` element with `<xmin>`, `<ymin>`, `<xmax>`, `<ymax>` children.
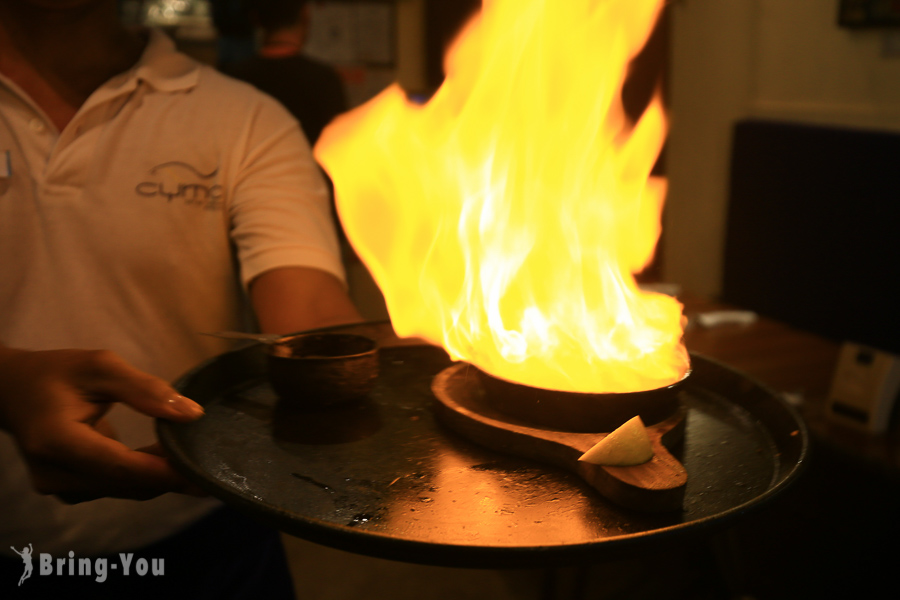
<box><xmin>432</xmin><ymin>363</ymin><xmax>688</xmax><ymax>512</ymax></box>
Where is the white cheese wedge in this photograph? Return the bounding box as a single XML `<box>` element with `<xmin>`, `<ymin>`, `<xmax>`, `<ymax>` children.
<box><xmin>578</xmin><ymin>415</ymin><xmax>653</xmax><ymax>466</ymax></box>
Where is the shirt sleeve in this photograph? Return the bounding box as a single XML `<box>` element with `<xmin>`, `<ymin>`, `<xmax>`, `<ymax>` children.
<box><xmin>227</xmin><ymin>95</ymin><xmax>346</xmax><ymax>289</ymax></box>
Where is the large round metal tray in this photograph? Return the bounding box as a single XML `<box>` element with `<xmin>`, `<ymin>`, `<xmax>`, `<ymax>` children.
<box><xmin>158</xmin><ymin>321</ymin><xmax>808</xmax><ymax>568</ymax></box>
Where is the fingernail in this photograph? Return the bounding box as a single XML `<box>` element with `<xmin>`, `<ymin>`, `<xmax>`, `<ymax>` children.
<box><xmin>167</xmin><ymin>394</ymin><xmax>205</xmax><ymax>419</ymax></box>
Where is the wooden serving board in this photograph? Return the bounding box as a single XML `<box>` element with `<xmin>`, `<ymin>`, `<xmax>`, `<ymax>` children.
<box><xmin>431</xmin><ymin>363</ymin><xmax>688</xmax><ymax>512</ymax></box>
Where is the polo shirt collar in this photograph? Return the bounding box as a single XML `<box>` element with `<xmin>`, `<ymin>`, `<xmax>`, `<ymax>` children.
<box><xmin>93</xmin><ymin>28</ymin><xmax>199</xmax><ymax>106</ymax></box>
<box><xmin>133</xmin><ymin>28</ymin><xmax>201</xmax><ymax>92</ymax></box>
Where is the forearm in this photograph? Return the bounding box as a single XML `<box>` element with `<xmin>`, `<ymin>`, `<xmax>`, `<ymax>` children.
<box><xmin>249</xmin><ymin>266</ymin><xmax>363</xmax><ymax>335</ymax></box>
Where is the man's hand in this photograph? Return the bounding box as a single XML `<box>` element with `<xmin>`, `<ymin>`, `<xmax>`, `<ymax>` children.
<box><xmin>0</xmin><ymin>347</ymin><xmax>206</xmax><ymax>503</ymax></box>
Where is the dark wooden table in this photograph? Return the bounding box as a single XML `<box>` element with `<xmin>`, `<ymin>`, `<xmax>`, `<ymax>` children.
<box><xmin>680</xmin><ymin>294</ymin><xmax>900</xmax><ymax>473</ymax></box>
<box><xmin>682</xmin><ymin>295</ymin><xmax>838</xmax><ymax>401</ymax></box>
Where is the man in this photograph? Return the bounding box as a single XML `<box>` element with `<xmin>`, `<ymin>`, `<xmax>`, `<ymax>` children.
<box><xmin>0</xmin><ymin>0</ymin><xmax>361</xmax><ymax>596</ymax></box>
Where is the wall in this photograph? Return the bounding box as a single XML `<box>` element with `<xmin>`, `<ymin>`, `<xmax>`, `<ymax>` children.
<box><xmin>396</xmin><ymin>0</ymin><xmax>428</xmax><ymax>93</ymax></box>
<box><xmin>663</xmin><ymin>0</ymin><xmax>900</xmax><ymax>298</ymax></box>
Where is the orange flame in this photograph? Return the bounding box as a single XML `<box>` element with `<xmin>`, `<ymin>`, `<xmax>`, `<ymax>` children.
<box><xmin>316</xmin><ymin>0</ymin><xmax>688</xmax><ymax>393</ymax></box>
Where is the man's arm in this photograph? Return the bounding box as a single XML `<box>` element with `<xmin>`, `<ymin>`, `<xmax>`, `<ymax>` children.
<box><xmin>0</xmin><ymin>345</ymin><xmax>206</xmax><ymax>503</ymax></box>
<box><xmin>249</xmin><ymin>266</ymin><xmax>363</xmax><ymax>334</ymax></box>
<box><xmin>0</xmin><ymin>268</ymin><xmax>360</xmax><ymax>504</ymax></box>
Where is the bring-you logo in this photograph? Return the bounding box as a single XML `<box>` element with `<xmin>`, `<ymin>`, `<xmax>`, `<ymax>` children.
<box><xmin>10</xmin><ymin>545</ymin><xmax>163</xmax><ymax>585</ymax></box>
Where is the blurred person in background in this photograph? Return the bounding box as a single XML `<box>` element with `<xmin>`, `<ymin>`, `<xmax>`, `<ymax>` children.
<box><xmin>222</xmin><ymin>0</ymin><xmax>348</xmax><ymax>147</ymax></box>
<box><xmin>210</xmin><ymin>0</ymin><xmax>257</xmax><ymax>70</ymax></box>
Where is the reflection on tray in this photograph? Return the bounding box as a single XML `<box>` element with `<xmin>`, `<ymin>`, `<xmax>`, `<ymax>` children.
<box><xmin>272</xmin><ymin>399</ymin><xmax>384</xmax><ymax>445</ymax></box>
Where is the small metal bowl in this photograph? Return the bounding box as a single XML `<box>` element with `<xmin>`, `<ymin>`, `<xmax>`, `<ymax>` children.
<box><xmin>266</xmin><ymin>333</ymin><xmax>379</xmax><ymax>409</ymax></box>
<box><xmin>476</xmin><ymin>367</ymin><xmax>691</xmax><ymax>433</ymax></box>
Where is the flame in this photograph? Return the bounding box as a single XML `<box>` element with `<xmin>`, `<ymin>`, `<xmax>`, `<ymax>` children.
<box><xmin>315</xmin><ymin>0</ymin><xmax>688</xmax><ymax>393</ymax></box>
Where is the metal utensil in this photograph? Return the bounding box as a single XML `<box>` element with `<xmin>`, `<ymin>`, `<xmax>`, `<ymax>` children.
<box><xmin>200</xmin><ymin>331</ymin><xmax>284</xmax><ymax>344</ymax></box>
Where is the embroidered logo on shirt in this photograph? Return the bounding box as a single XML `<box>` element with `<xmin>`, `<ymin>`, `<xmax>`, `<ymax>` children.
<box><xmin>136</xmin><ymin>161</ymin><xmax>223</xmax><ymax>211</ymax></box>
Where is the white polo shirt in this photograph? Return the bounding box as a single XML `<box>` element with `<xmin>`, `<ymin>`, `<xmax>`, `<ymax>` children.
<box><xmin>0</xmin><ymin>29</ymin><xmax>345</xmax><ymax>556</ymax></box>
